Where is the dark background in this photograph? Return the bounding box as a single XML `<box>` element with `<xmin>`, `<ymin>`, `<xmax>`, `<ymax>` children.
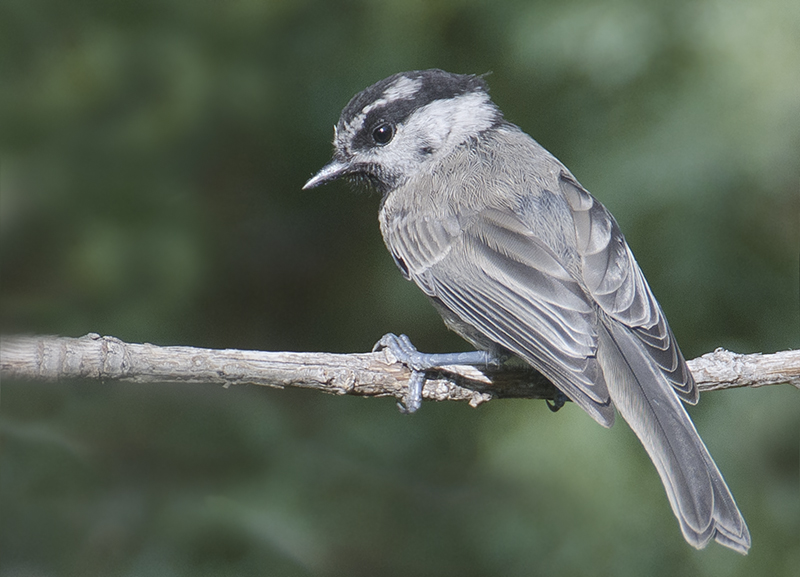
<box><xmin>1</xmin><ymin>1</ymin><xmax>798</xmax><ymax>575</ymax></box>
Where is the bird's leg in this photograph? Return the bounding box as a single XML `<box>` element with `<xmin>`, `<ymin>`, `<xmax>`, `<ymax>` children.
<box><xmin>373</xmin><ymin>333</ymin><xmax>501</xmax><ymax>413</ymax></box>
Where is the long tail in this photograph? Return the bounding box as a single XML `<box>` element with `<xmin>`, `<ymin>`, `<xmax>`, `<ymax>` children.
<box><xmin>597</xmin><ymin>321</ymin><xmax>751</xmax><ymax>553</ymax></box>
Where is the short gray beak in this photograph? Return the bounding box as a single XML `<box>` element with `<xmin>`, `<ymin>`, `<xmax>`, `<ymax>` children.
<box><xmin>302</xmin><ymin>160</ymin><xmax>351</xmax><ymax>190</ymax></box>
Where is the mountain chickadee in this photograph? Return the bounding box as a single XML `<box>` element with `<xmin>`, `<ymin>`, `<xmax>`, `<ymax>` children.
<box><xmin>303</xmin><ymin>69</ymin><xmax>750</xmax><ymax>553</ymax></box>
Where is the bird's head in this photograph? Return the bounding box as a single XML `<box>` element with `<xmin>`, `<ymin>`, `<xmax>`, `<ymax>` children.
<box><xmin>303</xmin><ymin>69</ymin><xmax>502</xmax><ymax>194</ymax></box>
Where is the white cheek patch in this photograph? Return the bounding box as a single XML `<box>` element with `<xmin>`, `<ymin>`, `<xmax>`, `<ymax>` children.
<box><xmin>401</xmin><ymin>92</ymin><xmax>497</xmax><ymax>158</ymax></box>
<box><xmin>357</xmin><ymin>91</ymin><xmax>498</xmax><ymax>181</ymax></box>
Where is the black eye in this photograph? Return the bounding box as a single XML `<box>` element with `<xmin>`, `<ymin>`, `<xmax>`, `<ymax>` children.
<box><xmin>372</xmin><ymin>123</ymin><xmax>394</xmax><ymax>145</ymax></box>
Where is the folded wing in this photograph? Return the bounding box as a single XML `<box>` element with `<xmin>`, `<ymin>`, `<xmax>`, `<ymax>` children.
<box><xmin>385</xmin><ymin>202</ymin><xmax>615</xmax><ymax>426</ymax></box>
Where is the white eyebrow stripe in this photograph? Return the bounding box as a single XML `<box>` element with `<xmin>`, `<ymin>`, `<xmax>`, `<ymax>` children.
<box><xmin>343</xmin><ymin>76</ymin><xmax>423</xmax><ymax>138</ymax></box>
<box><xmin>380</xmin><ymin>76</ymin><xmax>422</xmax><ymax>103</ymax></box>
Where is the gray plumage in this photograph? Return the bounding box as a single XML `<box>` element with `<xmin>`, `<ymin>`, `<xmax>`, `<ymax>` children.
<box><xmin>304</xmin><ymin>69</ymin><xmax>750</xmax><ymax>553</ymax></box>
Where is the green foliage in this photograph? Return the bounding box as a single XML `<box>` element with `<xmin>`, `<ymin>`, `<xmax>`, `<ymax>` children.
<box><xmin>1</xmin><ymin>0</ymin><xmax>798</xmax><ymax>575</ymax></box>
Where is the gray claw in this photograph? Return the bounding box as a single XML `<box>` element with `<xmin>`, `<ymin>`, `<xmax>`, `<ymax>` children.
<box><xmin>397</xmin><ymin>370</ymin><xmax>424</xmax><ymax>414</ymax></box>
<box><xmin>373</xmin><ymin>332</ymin><xmax>501</xmax><ymax>414</ymax></box>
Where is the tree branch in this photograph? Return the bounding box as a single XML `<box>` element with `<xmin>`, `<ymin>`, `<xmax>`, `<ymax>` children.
<box><xmin>1</xmin><ymin>334</ymin><xmax>797</xmax><ymax>407</ymax></box>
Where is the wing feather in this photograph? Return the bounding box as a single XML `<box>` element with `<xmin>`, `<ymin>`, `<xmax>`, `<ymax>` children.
<box><xmin>559</xmin><ymin>172</ymin><xmax>697</xmax><ymax>403</ymax></box>
<box><xmin>387</xmin><ymin>206</ymin><xmax>615</xmax><ymax>426</ymax></box>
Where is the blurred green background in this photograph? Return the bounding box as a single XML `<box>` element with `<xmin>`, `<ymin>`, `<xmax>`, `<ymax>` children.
<box><xmin>1</xmin><ymin>0</ymin><xmax>798</xmax><ymax>575</ymax></box>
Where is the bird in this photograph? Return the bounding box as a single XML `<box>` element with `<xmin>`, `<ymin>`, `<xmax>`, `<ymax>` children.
<box><xmin>303</xmin><ymin>68</ymin><xmax>750</xmax><ymax>553</ymax></box>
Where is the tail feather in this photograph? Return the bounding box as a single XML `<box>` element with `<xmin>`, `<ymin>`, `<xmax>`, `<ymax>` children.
<box><xmin>598</xmin><ymin>321</ymin><xmax>750</xmax><ymax>553</ymax></box>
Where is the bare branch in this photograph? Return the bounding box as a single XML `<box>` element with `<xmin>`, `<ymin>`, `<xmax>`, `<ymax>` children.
<box><xmin>1</xmin><ymin>334</ymin><xmax>797</xmax><ymax>407</ymax></box>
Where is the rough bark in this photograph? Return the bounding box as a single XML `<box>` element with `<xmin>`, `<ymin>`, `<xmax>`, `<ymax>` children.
<box><xmin>1</xmin><ymin>334</ymin><xmax>797</xmax><ymax>407</ymax></box>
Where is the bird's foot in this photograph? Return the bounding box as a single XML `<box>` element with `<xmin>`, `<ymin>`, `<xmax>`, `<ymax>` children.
<box><xmin>373</xmin><ymin>333</ymin><xmax>499</xmax><ymax>413</ymax></box>
<box><xmin>545</xmin><ymin>388</ymin><xmax>569</xmax><ymax>413</ymax></box>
